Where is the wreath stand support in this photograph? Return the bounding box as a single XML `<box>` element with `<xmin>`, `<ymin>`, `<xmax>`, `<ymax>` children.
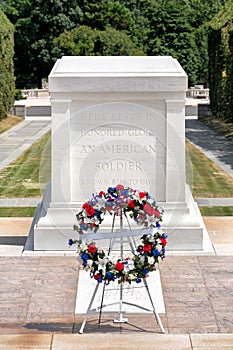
<box><xmin>78</xmin><ymin>211</ymin><xmax>165</xmax><ymax>334</ymax></box>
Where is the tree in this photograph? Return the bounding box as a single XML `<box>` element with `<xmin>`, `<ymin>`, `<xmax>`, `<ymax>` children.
<box><xmin>0</xmin><ymin>9</ymin><xmax>14</xmax><ymax>119</ymax></box>
<box><xmin>55</xmin><ymin>25</ymin><xmax>144</xmax><ymax>56</ymax></box>
<box><xmin>0</xmin><ymin>0</ymin><xmax>225</xmax><ymax>88</ymax></box>
<box><xmin>121</xmin><ymin>0</ymin><xmax>223</xmax><ymax>85</ymax></box>
<box><xmin>208</xmin><ymin>0</ymin><xmax>233</xmax><ymax>121</ymax></box>
<box><xmin>2</xmin><ymin>0</ymin><xmax>82</xmax><ymax>88</ymax></box>
<box><xmin>81</xmin><ymin>0</ymin><xmax>135</xmax><ymax>33</ymax></box>
<box><xmin>143</xmin><ymin>0</ymin><xmax>200</xmax><ymax>85</ymax></box>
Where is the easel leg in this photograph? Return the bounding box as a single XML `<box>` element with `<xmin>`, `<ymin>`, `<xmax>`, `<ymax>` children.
<box><xmin>79</xmin><ymin>282</ymin><xmax>100</xmax><ymax>334</ymax></box>
<box><xmin>143</xmin><ymin>278</ymin><xmax>165</xmax><ymax>333</ymax></box>
<box><xmin>98</xmin><ymin>282</ymin><xmax>107</xmax><ymax>326</ymax></box>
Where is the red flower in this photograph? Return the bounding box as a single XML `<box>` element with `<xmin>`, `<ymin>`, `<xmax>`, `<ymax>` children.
<box><xmin>88</xmin><ymin>244</ymin><xmax>97</xmax><ymax>253</ymax></box>
<box><xmin>139</xmin><ymin>192</ymin><xmax>146</xmax><ymax>199</ymax></box>
<box><xmin>143</xmin><ymin>203</ymin><xmax>153</xmax><ymax>215</ymax></box>
<box><xmin>82</xmin><ymin>202</ymin><xmax>89</xmax><ymax>209</ymax></box>
<box><xmin>160</xmin><ymin>238</ymin><xmax>167</xmax><ymax>247</ymax></box>
<box><xmin>94</xmin><ymin>273</ymin><xmax>102</xmax><ymax>280</ymax></box>
<box><xmin>116</xmin><ymin>184</ymin><xmax>124</xmax><ymax>191</ymax></box>
<box><xmin>115</xmin><ymin>262</ymin><xmax>124</xmax><ymax>272</ymax></box>
<box><xmin>139</xmin><ymin>214</ymin><xmax>146</xmax><ymax>219</ymax></box>
<box><xmin>128</xmin><ymin>200</ymin><xmax>135</xmax><ymax>209</ymax></box>
<box><xmin>154</xmin><ymin>210</ymin><xmax>161</xmax><ymax>218</ymax></box>
<box><xmin>99</xmin><ymin>191</ymin><xmax>105</xmax><ymax>196</ymax></box>
<box><xmin>143</xmin><ymin>244</ymin><xmax>152</xmax><ymax>252</ymax></box>
<box><xmin>86</xmin><ymin>206</ymin><xmax>95</xmax><ymax>216</ymax></box>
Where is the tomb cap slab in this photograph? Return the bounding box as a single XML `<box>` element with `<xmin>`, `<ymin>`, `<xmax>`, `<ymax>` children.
<box><xmin>49</xmin><ymin>56</ymin><xmax>187</xmax><ymax>93</ymax></box>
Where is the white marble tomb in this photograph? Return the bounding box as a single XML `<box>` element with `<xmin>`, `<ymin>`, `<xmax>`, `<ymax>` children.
<box><xmin>34</xmin><ymin>56</ymin><xmax>212</xmax><ymax>251</ymax></box>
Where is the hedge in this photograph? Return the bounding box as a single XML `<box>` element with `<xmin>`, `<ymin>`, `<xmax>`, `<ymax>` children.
<box><xmin>208</xmin><ymin>0</ymin><xmax>233</xmax><ymax>122</ymax></box>
<box><xmin>0</xmin><ymin>10</ymin><xmax>15</xmax><ymax>120</ymax></box>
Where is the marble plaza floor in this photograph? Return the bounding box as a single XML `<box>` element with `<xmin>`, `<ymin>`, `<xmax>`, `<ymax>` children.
<box><xmin>0</xmin><ymin>218</ymin><xmax>233</xmax><ymax>348</ymax></box>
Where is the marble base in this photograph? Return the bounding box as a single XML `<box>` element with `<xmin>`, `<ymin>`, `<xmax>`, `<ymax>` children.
<box><xmin>33</xmin><ymin>184</ymin><xmax>212</xmax><ymax>252</ymax></box>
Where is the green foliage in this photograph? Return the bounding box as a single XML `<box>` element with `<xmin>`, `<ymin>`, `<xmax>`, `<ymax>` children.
<box><xmin>5</xmin><ymin>0</ymin><xmax>82</xmax><ymax>87</ymax></box>
<box><xmin>145</xmin><ymin>0</ymin><xmax>200</xmax><ymax>85</ymax></box>
<box><xmin>208</xmin><ymin>0</ymin><xmax>233</xmax><ymax>122</ymax></box>
<box><xmin>0</xmin><ymin>0</ymin><xmax>225</xmax><ymax>88</ymax></box>
<box><xmin>120</xmin><ymin>0</ymin><xmax>223</xmax><ymax>86</ymax></box>
<box><xmin>55</xmin><ymin>25</ymin><xmax>144</xmax><ymax>56</ymax></box>
<box><xmin>81</xmin><ymin>0</ymin><xmax>135</xmax><ymax>33</ymax></box>
<box><xmin>14</xmin><ymin>88</ymin><xmax>22</xmax><ymax>100</ymax></box>
<box><xmin>0</xmin><ymin>9</ymin><xmax>14</xmax><ymax>119</ymax></box>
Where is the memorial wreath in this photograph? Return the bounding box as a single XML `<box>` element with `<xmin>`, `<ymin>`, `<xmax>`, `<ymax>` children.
<box><xmin>69</xmin><ymin>184</ymin><xmax>167</xmax><ymax>285</ymax></box>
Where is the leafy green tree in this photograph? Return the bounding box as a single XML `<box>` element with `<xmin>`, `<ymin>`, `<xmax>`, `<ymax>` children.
<box><xmin>2</xmin><ymin>0</ymin><xmax>82</xmax><ymax>87</ymax></box>
<box><xmin>186</xmin><ymin>0</ymin><xmax>223</xmax><ymax>28</ymax></box>
<box><xmin>55</xmin><ymin>25</ymin><xmax>144</xmax><ymax>56</ymax></box>
<box><xmin>0</xmin><ymin>9</ymin><xmax>14</xmax><ymax>119</ymax></box>
<box><xmin>121</xmin><ymin>0</ymin><xmax>223</xmax><ymax>85</ymax></box>
<box><xmin>208</xmin><ymin>0</ymin><xmax>233</xmax><ymax>121</ymax></box>
<box><xmin>81</xmin><ymin>0</ymin><xmax>135</xmax><ymax>33</ymax></box>
<box><xmin>141</xmin><ymin>0</ymin><xmax>199</xmax><ymax>85</ymax></box>
<box><xmin>0</xmin><ymin>0</ymin><xmax>225</xmax><ymax>88</ymax></box>
<box><xmin>0</xmin><ymin>0</ymin><xmax>31</xmax><ymax>24</ymax></box>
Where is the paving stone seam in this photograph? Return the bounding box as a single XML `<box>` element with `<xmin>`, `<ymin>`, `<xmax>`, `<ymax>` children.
<box><xmin>197</xmin><ymin>256</ymin><xmax>220</xmax><ymax>333</ymax></box>
<box><xmin>23</xmin><ymin>257</ymin><xmax>41</xmax><ymax>325</ymax></box>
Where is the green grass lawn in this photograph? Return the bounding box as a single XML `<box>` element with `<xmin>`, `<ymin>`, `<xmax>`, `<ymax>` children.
<box><xmin>0</xmin><ymin>131</ymin><xmax>51</xmax><ymax>197</ymax></box>
<box><xmin>186</xmin><ymin>140</ymin><xmax>233</xmax><ymax>198</ymax></box>
<box><xmin>0</xmin><ymin>207</ymin><xmax>36</xmax><ymax>217</ymax></box>
<box><xmin>200</xmin><ymin>206</ymin><xmax>233</xmax><ymax>216</ymax></box>
<box><xmin>0</xmin><ymin>115</ymin><xmax>22</xmax><ymax>134</ymax></box>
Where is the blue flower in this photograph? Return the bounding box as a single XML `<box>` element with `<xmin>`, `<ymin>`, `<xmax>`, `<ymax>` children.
<box><xmin>143</xmin><ymin>268</ymin><xmax>149</xmax><ymax>275</ymax></box>
<box><xmin>107</xmin><ymin>187</ymin><xmax>116</xmax><ymax>194</ymax></box>
<box><xmin>106</xmin><ymin>271</ymin><xmax>115</xmax><ymax>280</ymax></box>
<box><xmin>81</xmin><ymin>253</ymin><xmax>88</xmax><ymax>261</ymax></box>
<box><xmin>80</xmin><ymin>223</ymin><xmax>85</xmax><ymax>231</ymax></box>
<box><xmin>156</xmin><ymin>222</ymin><xmax>161</xmax><ymax>229</ymax></box>
<box><xmin>105</xmin><ymin>200</ymin><xmax>114</xmax><ymax>207</ymax></box>
<box><xmin>68</xmin><ymin>239</ymin><xmax>74</xmax><ymax>246</ymax></box>
<box><xmin>95</xmin><ymin>209</ymin><xmax>101</xmax><ymax>217</ymax></box>
<box><xmin>136</xmin><ymin>278</ymin><xmax>142</xmax><ymax>283</ymax></box>
<box><xmin>122</xmin><ymin>189</ymin><xmax>129</xmax><ymax>196</ymax></box>
<box><xmin>161</xmin><ymin>233</ymin><xmax>167</xmax><ymax>239</ymax></box>
<box><xmin>152</xmin><ymin>249</ymin><xmax>160</xmax><ymax>257</ymax></box>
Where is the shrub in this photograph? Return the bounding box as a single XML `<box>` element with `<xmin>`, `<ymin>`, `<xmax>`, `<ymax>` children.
<box><xmin>208</xmin><ymin>0</ymin><xmax>233</xmax><ymax>122</ymax></box>
<box><xmin>0</xmin><ymin>10</ymin><xmax>15</xmax><ymax>120</ymax></box>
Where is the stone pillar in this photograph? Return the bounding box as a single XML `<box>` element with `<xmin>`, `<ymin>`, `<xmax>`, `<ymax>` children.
<box><xmin>165</xmin><ymin>100</ymin><xmax>186</xmax><ymax>203</ymax></box>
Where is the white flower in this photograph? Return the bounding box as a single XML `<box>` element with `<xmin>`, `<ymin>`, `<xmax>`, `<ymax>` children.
<box><xmin>127</xmin><ymin>273</ymin><xmax>134</xmax><ymax>281</ymax></box>
<box><xmin>79</xmin><ymin>242</ymin><xmax>87</xmax><ymax>251</ymax></box>
<box><xmin>87</xmin><ymin>259</ymin><xmax>93</xmax><ymax>267</ymax></box>
<box><xmin>124</xmin><ymin>259</ymin><xmax>135</xmax><ymax>270</ymax></box>
<box><xmin>148</xmin><ymin>256</ymin><xmax>155</xmax><ymax>265</ymax></box>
